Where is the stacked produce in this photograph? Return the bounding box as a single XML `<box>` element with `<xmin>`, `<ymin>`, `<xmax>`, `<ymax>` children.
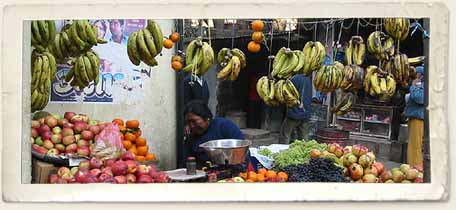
<box><xmin>340</xmin><ymin>64</ymin><xmax>365</xmax><ymax>92</ymax></box>
<box><xmin>114</xmin><ymin>119</ymin><xmax>157</xmax><ymax>162</ymax></box>
<box><xmin>384</xmin><ymin>18</ymin><xmax>410</xmax><ymax>42</ymax></box>
<box><xmin>127</xmin><ymin>20</ymin><xmax>164</xmax><ymax>66</ymax></box>
<box><xmin>31</xmin><ymin>112</ymin><xmax>102</xmax><ymax>158</ymax></box>
<box><xmin>271</xmin><ymin>47</ymin><xmax>305</xmax><ymax>79</ymax></box>
<box><xmin>31</xmin><ymin>51</ymin><xmax>57</xmax><ymax>112</ymax></box>
<box><xmin>331</xmin><ymin>92</ymin><xmax>355</xmax><ymax>116</ymax></box>
<box><xmin>237</xmin><ymin>168</ymin><xmax>288</xmax><ymax>183</ymax></box>
<box><xmin>49</xmin><ymin>152</ymin><xmax>169</xmax><ymax>184</ymax></box>
<box><xmin>272</xmin><ymin>140</ymin><xmax>328</xmax><ymax>170</ymax></box>
<box><xmin>379</xmin><ymin>164</ymin><xmax>423</xmax><ymax>183</ymax></box>
<box><xmin>182</xmin><ymin>38</ymin><xmax>215</xmax><ymax>76</ymax></box>
<box><xmin>256</xmin><ymin>77</ymin><xmax>301</xmax><ymax>108</ymax></box>
<box><xmin>382</xmin><ymin>54</ymin><xmax>415</xmax><ymax>88</ymax></box>
<box><xmin>247</xmin><ymin>20</ymin><xmax>265</xmax><ymax>53</ymax></box>
<box><xmin>302</xmin><ymin>41</ymin><xmax>326</xmax><ymax>75</ymax></box>
<box><xmin>345</xmin><ymin>36</ymin><xmax>366</xmax><ymax>65</ymax></box>
<box><xmin>367</xmin><ymin>31</ymin><xmax>395</xmax><ymax>60</ymax></box>
<box><xmin>63</xmin><ymin>49</ymin><xmax>101</xmax><ymax>90</ymax></box>
<box><xmin>313</xmin><ymin>62</ymin><xmax>345</xmax><ymax>94</ymax></box>
<box><xmin>31</xmin><ymin>20</ymin><xmax>56</xmax><ymax>52</ymax></box>
<box><xmin>216</xmin><ymin>48</ymin><xmax>247</xmax><ymax>81</ymax></box>
<box><xmin>283</xmin><ymin>158</ymin><xmax>349</xmax><ymax>182</ymax></box>
<box><xmin>363</xmin><ymin>65</ymin><xmax>397</xmax><ymax>100</ymax></box>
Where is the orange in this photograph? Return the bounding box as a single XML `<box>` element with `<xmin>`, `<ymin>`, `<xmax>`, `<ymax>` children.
<box><xmin>128</xmin><ymin>145</ymin><xmax>137</xmax><ymax>155</ymax></box>
<box><xmin>247</xmin><ymin>41</ymin><xmax>261</xmax><ymax>53</ymax></box>
<box><xmin>258</xmin><ymin>168</ymin><xmax>267</xmax><ymax>175</ymax></box>
<box><xmin>257</xmin><ymin>174</ymin><xmax>265</xmax><ymax>182</ymax></box>
<box><xmin>118</xmin><ymin>125</ymin><xmax>127</xmax><ymax>133</ymax></box>
<box><xmin>266</xmin><ymin>170</ymin><xmax>277</xmax><ymax>179</ymax></box>
<box><xmin>136</xmin><ymin>137</ymin><xmax>147</xmax><ymax>147</ymax></box>
<box><xmin>247</xmin><ymin>171</ymin><xmax>258</xmax><ymax>182</ymax></box>
<box><xmin>171</xmin><ymin>61</ymin><xmax>183</xmax><ymax>71</ymax></box>
<box><xmin>251</xmin><ymin>20</ymin><xmax>264</xmax><ymax>31</ymax></box>
<box><xmin>135</xmin><ymin>129</ymin><xmax>142</xmax><ymax>138</ymax></box>
<box><xmin>239</xmin><ymin>172</ymin><xmax>248</xmax><ymax>180</ymax></box>
<box><xmin>277</xmin><ymin>172</ymin><xmax>288</xmax><ymax>182</ymax></box>
<box><xmin>145</xmin><ymin>153</ymin><xmax>156</xmax><ymax>161</ymax></box>
<box><xmin>169</xmin><ymin>32</ymin><xmax>180</xmax><ymax>43</ymax></box>
<box><xmin>137</xmin><ymin>145</ymin><xmax>148</xmax><ymax>156</ymax></box>
<box><xmin>112</xmin><ymin>118</ymin><xmax>124</xmax><ymax>126</ymax></box>
<box><xmin>125</xmin><ymin>120</ymin><xmax>140</xmax><ymax>129</ymax></box>
<box><xmin>124</xmin><ymin>132</ymin><xmax>136</xmax><ymax>142</ymax></box>
<box><xmin>246</xmin><ymin>179</ymin><xmax>255</xmax><ymax>183</ymax></box>
<box><xmin>163</xmin><ymin>39</ymin><xmax>174</xmax><ymax>49</ymax></box>
<box><xmin>135</xmin><ymin>155</ymin><xmax>146</xmax><ymax>161</ymax></box>
<box><xmin>171</xmin><ymin>55</ymin><xmax>182</xmax><ymax>63</ymax></box>
<box><xmin>122</xmin><ymin>140</ymin><xmax>132</xmax><ymax>149</ymax></box>
<box><xmin>251</xmin><ymin>31</ymin><xmax>265</xmax><ymax>43</ymax></box>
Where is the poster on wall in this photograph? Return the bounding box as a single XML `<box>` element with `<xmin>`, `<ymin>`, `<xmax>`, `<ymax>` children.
<box><xmin>50</xmin><ymin>19</ymin><xmax>149</xmax><ymax>104</ymax></box>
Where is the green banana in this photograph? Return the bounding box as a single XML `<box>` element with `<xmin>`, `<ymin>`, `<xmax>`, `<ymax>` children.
<box><xmin>38</xmin><ymin>20</ymin><xmax>49</xmax><ymax>45</ymax></box>
<box><xmin>146</xmin><ymin>20</ymin><xmax>163</xmax><ymax>54</ymax></box>
<box><xmin>69</xmin><ymin>22</ymin><xmax>88</xmax><ymax>50</ymax></box>
<box><xmin>84</xmin><ymin>22</ymin><xmax>98</xmax><ymax>45</ymax></box>
<box><xmin>83</xmin><ymin>55</ymin><xmax>94</xmax><ymax>81</ymax></box>
<box><xmin>47</xmin><ymin>20</ymin><xmax>56</xmax><ymax>44</ymax></box>
<box><xmin>127</xmin><ymin>31</ymin><xmax>141</xmax><ymax>66</ymax></box>
<box><xmin>143</xmin><ymin>28</ymin><xmax>158</xmax><ymax>58</ymax></box>
<box><xmin>77</xmin><ymin>56</ymin><xmax>90</xmax><ymax>86</ymax></box>
<box><xmin>217</xmin><ymin>48</ymin><xmax>230</xmax><ymax>64</ymax></box>
<box><xmin>32</xmin><ymin>21</ymin><xmax>42</xmax><ymax>44</ymax></box>
<box><xmin>42</xmin><ymin>52</ymin><xmax>57</xmax><ymax>80</ymax></box>
<box><xmin>231</xmin><ymin>48</ymin><xmax>247</xmax><ymax>69</ymax></box>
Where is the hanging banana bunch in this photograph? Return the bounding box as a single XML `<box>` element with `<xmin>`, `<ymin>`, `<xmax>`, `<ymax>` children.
<box><xmin>31</xmin><ymin>50</ymin><xmax>57</xmax><ymax>112</ymax></box>
<box><xmin>345</xmin><ymin>36</ymin><xmax>366</xmax><ymax>65</ymax></box>
<box><xmin>256</xmin><ymin>76</ymin><xmax>280</xmax><ymax>107</ymax></box>
<box><xmin>217</xmin><ymin>48</ymin><xmax>247</xmax><ymax>81</ymax></box>
<box><xmin>31</xmin><ymin>20</ymin><xmax>56</xmax><ymax>52</ymax></box>
<box><xmin>64</xmin><ymin>49</ymin><xmax>101</xmax><ymax>90</ymax></box>
<box><xmin>331</xmin><ymin>92</ymin><xmax>356</xmax><ymax>116</ymax></box>
<box><xmin>313</xmin><ymin>61</ymin><xmax>345</xmax><ymax>94</ymax></box>
<box><xmin>340</xmin><ymin>64</ymin><xmax>365</xmax><ymax>92</ymax></box>
<box><xmin>363</xmin><ymin>65</ymin><xmax>397</xmax><ymax>100</ymax></box>
<box><xmin>182</xmin><ymin>37</ymin><xmax>214</xmax><ymax>76</ymax></box>
<box><xmin>270</xmin><ymin>47</ymin><xmax>305</xmax><ymax>79</ymax></box>
<box><xmin>381</xmin><ymin>53</ymin><xmax>414</xmax><ymax>88</ymax></box>
<box><xmin>367</xmin><ymin>31</ymin><xmax>395</xmax><ymax>61</ymax></box>
<box><xmin>127</xmin><ymin>20</ymin><xmax>164</xmax><ymax>66</ymax></box>
<box><xmin>384</xmin><ymin>18</ymin><xmax>410</xmax><ymax>41</ymax></box>
<box><xmin>256</xmin><ymin>77</ymin><xmax>301</xmax><ymax>108</ymax></box>
<box><xmin>302</xmin><ymin>41</ymin><xmax>326</xmax><ymax>76</ymax></box>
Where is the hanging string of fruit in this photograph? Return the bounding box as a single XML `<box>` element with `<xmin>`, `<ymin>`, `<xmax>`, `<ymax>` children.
<box><xmin>313</xmin><ymin>61</ymin><xmax>344</xmax><ymax>94</ymax></box>
<box><xmin>216</xmin><ymin>48</ymin><xmax>246</xmax><ymax>81</ymax></box>
<box><xmin>247</xmin><ymin>20</ymin><xmax>264</xmax><ymax>53</ymax></box>
<box><xmin>256</xmin><ymin>77</ymin><xmax>301</xmax><ymax>108</ymax></box>
<box><xmin>367</xmin><ymin>31</ymin><xmax>395</xmax><ymax>61</ymax></box>
<box><xmin>127</xmin><ymin>20</ymin><xmax>164</xmax><ymax>67</ymax></box>
<box><xmin>384</xmin><ymin>18</ymin><xmax>410</xmax><ymax>52</ymax></box>
<box><xmin>270</xmin><ymin>47</ymin><xmax>305</xmax><ymax>79</ymax></box>
<box><xmin>301</xmin><ymin>41</ymin><xmax>326</xmax><ymax>76</ymax></box>
<box><xmin>363</xmin><ymin>65</ymin><xmax>397</xmax><ymax>101</ymax></box>
<box><xmin>182</xmin><ymin>37</ymin><xmax>214</xmax><ymax>76</ymax></box>
<box><xmin>345</xmin><ymin>36</ymin><xmax>366</xmax><ymax>66</ymax></box>
<box><xmin>31</xmin><ymin>20</ymin><xmax>57</xmax><ymax>52</ymax></box>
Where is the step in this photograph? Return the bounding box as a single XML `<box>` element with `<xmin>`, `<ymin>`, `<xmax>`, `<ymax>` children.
<box><xmin>241</xmin><ymin>129</ymin><xmax>271</xmax><ymax>139</ymax></box>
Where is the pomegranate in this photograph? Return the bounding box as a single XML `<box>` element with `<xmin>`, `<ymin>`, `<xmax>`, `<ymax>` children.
<box><xmin>62</xmin><ymin>135</ymin><xmax>76</xmax><ymax>145</ymax></box>
<box><xmin>64</xmin><ymin>112</ymin><xmax>77</xmax><ymax>121</ymax></box>
<box><xmin>112</xmin><ymin>160</ymin><xmax>128</xmax><ymax>176</ymax></box>
<box><xmin>310</xmin><ymin>149</ymin><xmax>321</xmax><ymax>158</ymax></box>
<box><xmin>352</xmin><ymin>144</ymin><xmax>362</xmax><ymax>157</ymax></box>
<box><xmin>42</xmin><ymin>131</ymin><xmax>53</xmax><ymax>141</ymax></box>
<box><xmin>343</xmin><ymin>146</ymin><xmax>352</xmax><ymax>154</ymax></box>
<box><xmin>392</xmin><ymin>170</ymin><xmax>405</xmax><ymax>183</ymax></box>
<box><xmin>364</xmin><ymin>166</ymin><xmax>379</xmax><ymax>177</ymax></box>
<box><xmin>366</xmin><ymin>152</ymin><xmax>376</xmax><ymax>162</ymax></box>
<box><xmin>136</xmin><ymin>164</ymin><xmax>151</xmax><ymax>176</ymax></box>
<box><xmin>77</xmin><ymin>146</ymin><xmax>91</xmax><ymax>157</ymax></box>
<box><xmin>62</xmin><ymin>128</ymin><xmax>74</xmax><ymax>137</ymax></box>
<box><xmin>31</xmin><ymin>120</ymin><xmax>40</xmax><ymax>128</ymax></box>
<box><xmin>399</xmin><ymin>164</ymin><xmax>411</xmax><ymax>174</ymax></box>
<box><xmin>343</xmin><ymin>153</ymin><xmax>358</xmax><ymax>167</ymax></box>
<box><xmin>90</xmin><ymin>168</ymin><xmax>102</xmax><ymax>177</ymax></box>
<box><xmin>79</xmin><ymin>160</ymin><xmax>90</xmax><ymax>170</ymax></box>
<box><xmin>81</xmin><ymin>130</ymin><xmax>94</xmax><ymax>141</ymax></box>
<box><xmin>328</xmin><ymin>143</ymin><xmax>337</xmax><ymax>154</ymax></box>
<box><xmin>104</xmin><ymin>159</ymin><xmax>115</xmax><ymax>167</ymax></box>
<box><xmin>384</xmin><ymin>179</ymin><xmax>395</xmax><ymax>183</ymax></box>
<box><xmin>88</xmin><ymin>125</ymin><xmax>101</xmax><ymax>135</ymax></box>
<box><xmin>125</xmin><ymin>160</ymin><xmax>137</xmax><ymax>174</ymax></box>
<box><xmin>114</xmin><ymin>175</ymin><xmax>127</xmax><ymax>184</ymax></box>
<box><xmin>414</xmin><ymin>177</ymin><xmax>424</xmax><ymax>183</ymax></box>
<box><xmin>380</xmin><ymin>171</ymin><xmax>393</xmax><ymax>182</ymax></box>
<box><xmin>51</xmin><ymin>134</ymin><xmax>62</xmax><ymax>144</ymax></box>
<box><xmin>101</xmin><ymin>167</ymin><xmax>113</xmax><ymax>176</ymax></box>
<box><xmin>334</xmin><ymin>147</ymin><xmax>344</xmax><ymax>158</ymax></box>
<box><xmin>137</xmin><ymin>174</ymin><xmax>154</xmax><ymax>183</ymax></box>
<box><xmin>45</xmin><ymin>115</ymin><xmax>58</xmax><ymax>128</ymax></box>
<box><xmin>362</xmin><ymin>174</ymin><xmax>378</xmax><ymax>183</ymax></box>
<box><xmin>98</xmin><ymin>173</ymin><xmax>115</xmax><ymax>183</ymax></box>
<box><xmin>70</xmin><ymin>167</ymin><xmax>79</xmax><ymax>176</ymax></box>
<box><xmin>121</xmin><ymin>151</ymin><xmax>136</xmax><ymax>161</ymax></box>
<box><xmin>57</xmin><ymin>118</ymin><xmax>69</xmax><ymax>127</ymax></box>
<box><xmin>31</xmin><ymin>128</ymin><xmax>39</xmax><ymax>138</ymax></box>
<box><xmin>372</xmin><ymin>162</ymin><xmax>385</xmax><ymax>175</ymax></box>
<box><xmin>43</xmin><ymin>140</ymin><xmax>54</xmax><ymax>150</ymax></box>
<box><xmin>405</xmin><ymin>169</ymin><xmax>418</xmax><ymax>180</ymax></box>
<box><xmin>126</xmin><ymin>174</ymin><xmax>137</xmax><ymax>183</ymax></box>
<box><xmin>349</xmin><ymin>163</ymin><xmax>364</xmax><ymax>180</ymax></box>
<box><xmin>89</xmin><ymin>157</ymin><xmax>103</xmax><ymax>169</ymax></box>
<box><xmin>65</xmin><ymin>143</ymin><xmax>78</xmax><ymax>153</ymax></box>
<box><xmin>357</xmin><ymin>154</ymin><xmax>372</xmax><ymax>168</ymax></box>
<box><xmin>54</xmin><ymin>144</ymin><xmax>65</xmax><ymax>153</ymax></box>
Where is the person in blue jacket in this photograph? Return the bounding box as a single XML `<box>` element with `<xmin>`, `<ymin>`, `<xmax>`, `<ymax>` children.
<box><xmin>183</xmin><ymin>100</ymin><xmax>246</xmax><ymax>168</ymax></box>
<box><xmin>405</xmin><ymin>66</ymin><xmax>425</xmax><ymax>170</ymax></box>
<box><xmin>280</xmin><ymin>74</ymin><xmax>313</xmax><ymax>144</ymax></box>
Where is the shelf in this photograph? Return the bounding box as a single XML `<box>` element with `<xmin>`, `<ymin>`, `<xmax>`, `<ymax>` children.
<box><xmin>351</xmin><ymin>132</ymin><xmax>389</xmax><ymax>139</ymax></box>
<box><xmin>364</xmin><ymin>120</ymin><xmax>390</xmax><ymax>125</ymax></box>
<box><xmin>337</xmin><ymin>117</ymin><xmax>361</xmax><ymax>122</ymax></box>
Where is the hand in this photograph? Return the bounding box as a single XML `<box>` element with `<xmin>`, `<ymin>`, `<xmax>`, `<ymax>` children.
<box><xmin>184</xmin><ymin>125</ymin><xmax>191</xmax><ymax>139</ymax></box>
<box><xmin>413</xmin><ymin>78</ymin><xmax>422</xmax><ymax>87</ymax></box>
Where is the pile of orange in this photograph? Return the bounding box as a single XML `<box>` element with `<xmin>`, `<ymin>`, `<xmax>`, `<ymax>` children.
<box><xmin>112</xmin><ymin>118</ymin><xmax>156</xmax><ymax>161</ymax></box>
<box><xmin>239</xmin><ymin>168</ymin><xmax>288</xmax><ymax>182</ymax></box>
<box><xmin>247</xmin><ymin>20</ymin><xmax>265</xmax><ymax>53</ymax></box>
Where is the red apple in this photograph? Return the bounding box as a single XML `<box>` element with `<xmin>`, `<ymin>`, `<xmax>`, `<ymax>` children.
<box><xmin>81</xmin><ymin>130</ymin><xmax>94</xmax><ymax>140</ymax></box>
<box><xmin>77</xmin><ymin>146</ymin><xmax>90</xmax><ymax>157</ymax></box>
<box><xmin>31</xmin><ymin>120</ymin><xmax>40</xmax><ymax>129</ymax></box>
<box><xmin>32</xmin><ymin>144</ymin><xmax>48</xmax><ymax>154</ymax></box>
<box><xmin>126</xmin><ymin>174</ymin><xmax>136</xmax><ymax>183</ymax></box>
<box><xmin>137</xmin><ymin>174</ymin><xmax>153</xmax><ymax>183</ymax></box>
<box><xmin>54</xmin><ymin>144</ymin><xmax>65</xmax><ymax>153</ymax></box>
<box><xmin>62</xmin><ymin>135</ymin><xmax>75</xmax><ymax>145</ymax></box>
<box><xmin>38</xmin><ymin>124</ymin><xmax>51</xmax><ymax>134</ymax></box>
<box><xmin>136</xmin><ymin>164</ymin><xmax>151</xmax><ymax>176</ymax></box>
<box><xmin>112</xmin><ymin>160</ymin><xmax>128</xmax><ymax>176</ymax></box>
<box><xmin>74</xmin><ymin>169</ymin><xmax>88</xmax><ymax>183</ymax></box>
<box><xmin>65</xmin><ymin>143</ymin><xmax>78</xmax><ymax>153</ymax></box>
<box><xmin>77</xmin><ymin>139</ymin><xmax>89</xmax><ymax>147</ymax></box>
<box><xmin>63</xmin><ymin>122</ymin><xmax>74</xmax><ymax>129</ymax></box>
<box><xmin>51</xmin><ymin>134</ymin><xmax>63</xmax><ymax>144</ymax></box>
<box><xmin>64</xmin><ymin>112</ymin><xmax>76</xmax><ymax>121</ymax></box>
<box><xmin>42</xmin><ymin>131</ymin><xmax>53</xmax><ymax>141</ymax></box>
<box><xmin>62</xmin><ymin>128</ymin><xmax>74</xmax><ymax>137</ymax></box>
<box><xmin>121</xmin><ymin>151</ymin><xmax>135</xmax><ymax>161</ymax></box>
<box><xmin>90</xmin><ymin>168</ymin><xmax>102</xmax><ymax>177</ymax></box>
<box><xmin>125</xmin><ymin>160</ymin><xmax>137</xmax><ymax>174</ymax></box>
<box><xmin>31</xmin><ymin>128</ymin><xmax>39</xmax><ymax>138</ymax></box>
<box><xmin>88</xmin><ymin>125</ymin><xmax>101</xmax><ymax>135</ymax></box>
<box><xmin>52</xmin><ymin>126</ymin><xmax>62</xmax><ymax>134</ymax></box>
<box><xmin>45</xmin><ymin>115</ymin><xmax>58</xmax><ymax>128</ymax></box>
<box><xmin>57</xmin><ymin>167</ymin><xmax>71</xmax><ymax>178</ymax></box>
<box><xmin>73</xmin><ymin>121</ymin><xmax>88</xmax><ymax>134</ymax></box>
<box><xmin>89</xmin><ymin>157</ymin><xmax>103</xmax><ymax>169</ymax></box>
<box><xmin>98</xmin><ymin>173</ymin><xmax>115</xmax><ymax>183</ymax></box>
<box><xmin>57</xmin><ymin>118</ymin><xmax>69</xmax><ymax>127</ymax></box>
<box><xmin>43</xmin><ymin>139</ymin><xmax>54</xmax><ymax>150</ymax></box>
<box><xmin>101</xmin><ymin>166</ymin><xmax>113</xmax><ymax>176</ymax></box>
<box><xmin>104</xmin><ymin>159</ymin><xmax>115</xmax><ymax>167</ymax></box>
<box><xmin>79</xmin><ymin>160</ymin><xmax>90</xmax><ymax>170</ymax></box>
<box><xmin>79</xmin><ymin>114</ymin><xmax>90</xmax><ymax>123</ymax></box>
<box><xmin>114</xmin><ymin>175</ymin><xmax>127</xmax><ymax>184</ymax></box>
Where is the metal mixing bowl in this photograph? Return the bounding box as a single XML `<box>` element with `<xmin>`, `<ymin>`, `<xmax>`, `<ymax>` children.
<box><xmin>199</xmin><ymin>139</ymin><xmax>251</xmax><ymax>165</ymax></box>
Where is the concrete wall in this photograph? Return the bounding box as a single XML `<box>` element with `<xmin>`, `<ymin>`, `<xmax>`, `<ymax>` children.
<box><xmin>23</xmin><ymin>20</ymin><xmax>177</xmax><ymax>181</ymax></box>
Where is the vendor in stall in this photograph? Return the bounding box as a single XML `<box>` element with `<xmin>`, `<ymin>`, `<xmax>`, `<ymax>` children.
<box><xmin>405</xmin><ymin>65</ymin><xmax>425</xmax><ymax>171</ymax></box>
<box><xmin>280</xmin><ymin>73</ymin><xmax>313</xmax><ymax>144</ymax></box>
<box><xmin>183</xmin><ymin>100</ymin><xmax>246</xmax><ymax>168</ymax></box>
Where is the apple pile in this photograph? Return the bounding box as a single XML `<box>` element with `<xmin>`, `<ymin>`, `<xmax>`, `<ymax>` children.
<box><xmin>379</xmin><ymin>164</ymin><xmax>423</xmax><ymax>183</ymax></box>
<box><xmin>49</xmin><ymin>151</ymin><xmax>169</xmax><ymax>184</ymax></box>
<box><xmin>31</xmin><ymin>112</ymin><xmax>104</xmax><ymax>158</ymax></box>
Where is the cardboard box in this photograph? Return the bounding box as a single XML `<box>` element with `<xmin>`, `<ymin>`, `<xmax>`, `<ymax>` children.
<box><xmin>32</xmin><ymin>158</ymin><xmax>58</xmax><ymax>184</ymax></box>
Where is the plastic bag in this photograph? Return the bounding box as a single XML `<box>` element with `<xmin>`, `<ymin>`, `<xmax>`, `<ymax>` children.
<box><xmin>91</xmin><ymin>123</ymin><xmax>124</xmax><ymax>160</ymax></box>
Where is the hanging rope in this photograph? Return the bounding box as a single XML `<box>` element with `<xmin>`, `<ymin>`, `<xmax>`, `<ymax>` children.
<box><xmin>356</xmin><ymin>18</ymin><xmax>360</xmax><ymax>35</ymax></box>
<box><xmin>231</xmin><ymin>19</ymin><xmax>235</xmax><ymax>49</ymax></box>
<box><xmin>287</xmin><ymin>21</ymin><xmax>291</xmax><ymax>49</ymax></box>
<box><xmin>325</xmin><ymin>21</ymin><xmax>329</xmax><ymax>47</ymax></box>
<box><xmin>267</xmin><ymin>21</ymin><xmax>275</xmax><ymax>77</ymax></box>
<box><xmin>207</xmin><ymin>19</ymin><xmax>212</xmax><ymax>46</ymax></box>
<box><xmin>313</xmin><ymin>22</ymin><xmax>317</xmax><ymax>42</ymax></box>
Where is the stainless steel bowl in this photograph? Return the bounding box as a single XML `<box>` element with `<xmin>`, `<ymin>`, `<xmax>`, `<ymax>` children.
<box><xmin>199</xmin><ymin>139</ymin><xmax>251</xmax><ymax>165</ymax></box>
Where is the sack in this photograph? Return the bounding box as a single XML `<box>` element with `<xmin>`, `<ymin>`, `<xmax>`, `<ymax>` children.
<box><xmin>91</xmin><ymin>123</ymin><xmax>124</xmax><ymax>160</ymax></box>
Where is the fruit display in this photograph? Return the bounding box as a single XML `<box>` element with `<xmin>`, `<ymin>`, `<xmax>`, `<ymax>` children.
<box><xmin>331</xmin><ymin>92</ymin><xmax>355</xmax><ymax>116</ymax></box>
<box><xmin>340</xmin><ymin>64</ymin><xmax>365</xmax><ymax>92</ymax></box>
<box><xmin>64</xmin><ymin>49</ymin><xmax>101</xmax><ymax>90</ymax></box>
<box><xmin>313</xmin><ymin>62</ymin><xmax>345</xmax><ymax>94</ymax></box>
<box><xmin>31</xmin><ymin>51</ymin><xmax>57</xmax><ymax>112</ymax></box>
<box><xmin>363</xmin><ymin>65</ymin><xmax>397</xmax><ymax>100</ymax></box>
<box><xmin>237</xmin><ymin>169</ymin><xmax>288</xmax><ymax>183</ymax></box>
<box><xmin>272</xmin><ymin>140</ymin><xmax>328</xmax><ymax>170</ymax></box>
<box><xmin>382</xmin><ymin>53</ymin><xmax>415</xmax><ymax>88</ymax></box>
<box><xmin>271</xmin><ymin>47</ymin><xmax>306</xmax><ymax>79</ymax></box>
<box><xmin>31</xmin><ymin>20</ymin><xmax>56</xmax><ymax>52</ymax></box>
<box><xmin>114</xmin><ymin>119</ymin><xmax>157</xmax><ymax>162</ymax></box>
<box><xmin>301</xmin><ymin>41</ymin><xmax>326</xmax><ymax>76</ymax></box>
<box><xmin>283</xmin><ymin>158</ymin><xmax>349</xmax><ymax>182</ymax></box>
<box><xmin>182</xmin><ymin>38</ymin><xmax>215</xmax><ymax>76</ymax></box>
<box><xmin>367</xmin><ymin>31</ymin><xmax>395</xmax><ymax>61</ymax></box>
<box><xmin>127</xmin><ymin>20</ymin><xmax>164</xmax><ymax>66</ymax></box>
<box><xmin>379</xmin><ymin>164</ymin><xmax>423</xmax><ymax>183</ymax></box>
<box><xmin>256</xmin><ymin>77</ymin><xmax>301</xmax><ymax>108</ymax></box>
<box><xmin>31</xmin><ymin>112</ymin><xmax>101</xmax><ymax>158</ymax></box>
<box><xmin>384</xmin><ymin>18</ymin><xmax>410</xmax><ymax>42</ymax></box>
<box><xmin>49</xmin><ymin>152</ymin><xmax>169</xmax><ymax>184</ymax></box>
<box><xmin>345</xmin><ymin>36</ymin><xmax>366</xmax><ymax>65</ymax></box>
<box><xmin>216</xmin><ymin>48</ymin><xmax>247</xmax><ymax>81</ymax></box>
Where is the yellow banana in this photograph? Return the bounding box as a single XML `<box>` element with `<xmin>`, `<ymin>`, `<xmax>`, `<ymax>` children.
<box><xmin>217</xmin><ymin>58</ymin><xmax>233</xmax><ymax>79</ymax></box>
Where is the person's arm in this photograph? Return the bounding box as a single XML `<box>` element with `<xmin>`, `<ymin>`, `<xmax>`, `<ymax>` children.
<box><xmin>221</xmin><ymin>119</ymin><xmax>245</xmax><ymax>140</ymax></box>
<box><xmin>409</xmin><ymin>84</ymin><xmax>424</xmax><ymax>105</ymax></box>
